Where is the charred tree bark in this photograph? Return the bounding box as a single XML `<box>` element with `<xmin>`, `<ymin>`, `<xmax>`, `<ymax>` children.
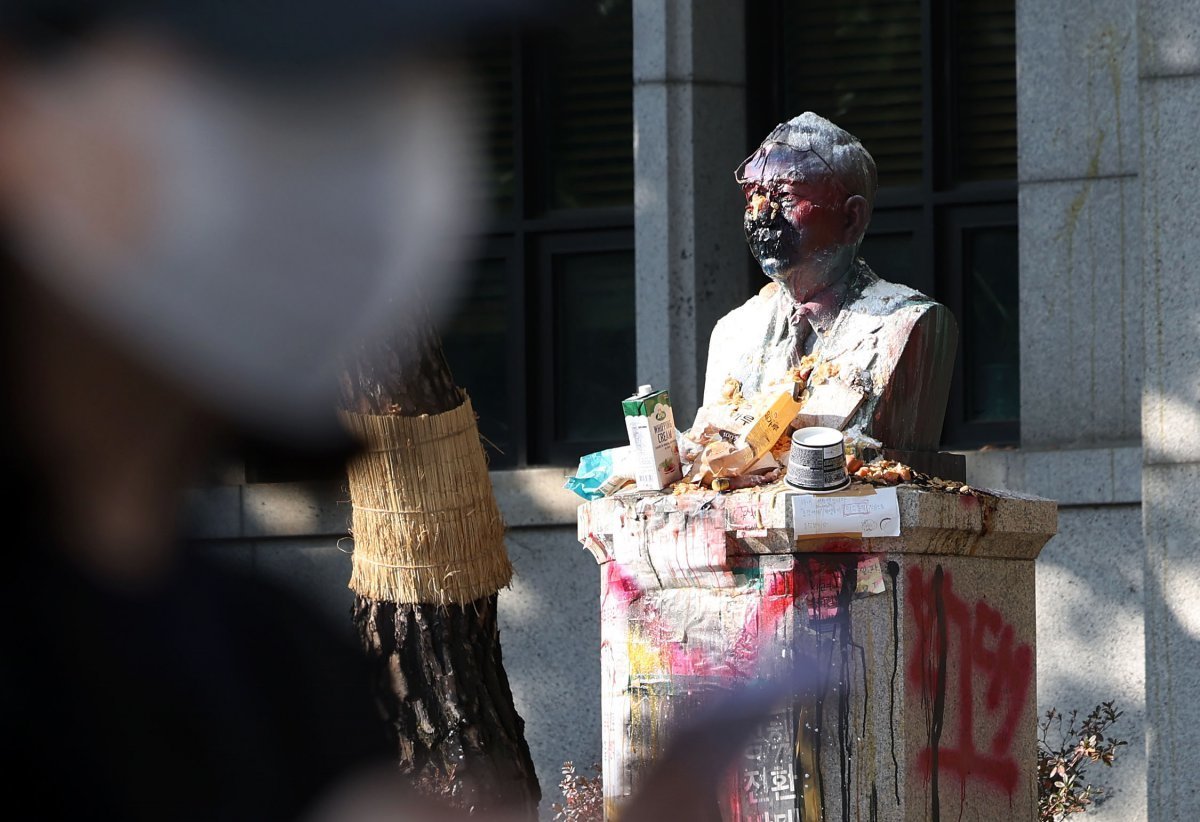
<box><xmin>340</xmin><ymin>316</ymin><xmax>540</xmax><ymax>817</ymax></box>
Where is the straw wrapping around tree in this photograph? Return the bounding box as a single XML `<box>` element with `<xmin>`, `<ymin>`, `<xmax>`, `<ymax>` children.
<box><xmin>339</xmin><ymin>318</ymin><xmax>539</xmax><ymax>818</ymax></box>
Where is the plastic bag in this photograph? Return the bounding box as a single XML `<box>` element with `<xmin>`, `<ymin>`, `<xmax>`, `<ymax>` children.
<box><xmin>565</xmin><ymin>446</ymin><xmax>637</xmax><ymax>500</ymax></box>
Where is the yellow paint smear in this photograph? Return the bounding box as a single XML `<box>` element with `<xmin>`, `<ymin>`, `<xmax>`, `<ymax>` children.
<box><xmin>627</xmin><ymin>636</ymin><xmax>666</xmax><ymax>678</ymax></box>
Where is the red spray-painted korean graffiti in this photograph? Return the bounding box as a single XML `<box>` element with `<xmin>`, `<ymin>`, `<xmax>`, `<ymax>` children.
<box><xmin>905</xmin><ymin>565</ymin><xmax>1033</xmax><ymax>805</ymax></box>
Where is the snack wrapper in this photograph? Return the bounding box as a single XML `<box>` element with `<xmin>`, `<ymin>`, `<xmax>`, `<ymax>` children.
<box><xmin>565</xmin><ymin>446</ymin><xmax>637</xmax><ymax>500</ymax></box>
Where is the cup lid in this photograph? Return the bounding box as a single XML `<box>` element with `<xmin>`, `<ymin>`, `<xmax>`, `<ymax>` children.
<box><xmin>793</xmin><ymin>426</ymin><xmax>845</xmax><ymax>447</ymax></box>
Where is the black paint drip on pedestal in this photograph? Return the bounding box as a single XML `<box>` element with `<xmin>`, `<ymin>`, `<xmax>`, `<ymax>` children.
<box><xmin>834</xmin><ymin>562</ymin><xmax>858</xmax><ymax>822</ymax></box>
<box><xmin>886</xmin><ymin>560</ymin><xmax>901</xmax><ymax>806</ymax></box>
<box><xmin>930</xmin><ymin>565</ymin><xmax>948</xmax><ymax>822</ymax></box>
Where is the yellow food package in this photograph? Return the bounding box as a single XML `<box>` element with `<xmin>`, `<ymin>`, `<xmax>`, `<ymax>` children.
<box><xmin>739</xmin><ymin>387</ymin><xmax>802</xmax><ymax>461</ymax></box>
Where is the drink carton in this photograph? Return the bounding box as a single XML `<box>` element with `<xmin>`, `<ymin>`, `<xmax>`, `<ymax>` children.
<box><xmin>622</xmin><ymin>385</ymin><xmax>683</xmax><ymax>490</ymax></box>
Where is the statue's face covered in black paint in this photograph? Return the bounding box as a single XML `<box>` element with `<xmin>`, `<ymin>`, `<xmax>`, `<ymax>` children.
<box><xmin>737</xmin><ymin>143</ymin><xmax>855</xmax><ymax>302</ymax></box>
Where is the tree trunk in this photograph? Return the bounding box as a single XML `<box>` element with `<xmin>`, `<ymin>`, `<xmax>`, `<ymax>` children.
<box><xmin>340</xmin><ymin>316</ymin><xmax>540</xmax><ymax>817</ymax></box>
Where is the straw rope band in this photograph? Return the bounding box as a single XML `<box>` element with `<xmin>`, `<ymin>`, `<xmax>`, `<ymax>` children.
<box><xmin>339</xmin><ymin>396</ymin><xmax>511</xmax><ymax>605</ymax></box>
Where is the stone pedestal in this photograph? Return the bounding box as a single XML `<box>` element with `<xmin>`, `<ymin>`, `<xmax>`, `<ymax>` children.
<box><xmin>577</xmin><ymin>482</ymin><xmax>1057</xmax><ymax>821</ymax></box>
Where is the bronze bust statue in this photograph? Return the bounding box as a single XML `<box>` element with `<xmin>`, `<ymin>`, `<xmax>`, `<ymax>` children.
<box><xmin>703</xmin><ymin>112</ymin><xmax>957</xmax><ymax>452</ymax></box>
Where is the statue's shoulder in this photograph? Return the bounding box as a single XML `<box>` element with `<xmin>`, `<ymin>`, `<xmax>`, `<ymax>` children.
<box><xmin>757</xmin><ymin>281</ymin><xmax>782</xmax><ymax>299</ymax></box>
<box><xmin>848</xmin><ymin>261</ymin><xmax>945</xmax><ymax>318</ymax></box>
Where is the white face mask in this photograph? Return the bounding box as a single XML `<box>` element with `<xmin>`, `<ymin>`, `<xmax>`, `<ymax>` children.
<box><xmin>2</xmin><ymin>39</ymin><xmax>477</xmax><ymax>437</ymax></box>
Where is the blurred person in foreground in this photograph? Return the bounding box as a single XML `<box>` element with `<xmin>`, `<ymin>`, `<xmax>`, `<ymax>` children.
<box><xmin>0</xmin><ymin>2</ymin><xmax>552</xmax><ymax>819</ymax></box>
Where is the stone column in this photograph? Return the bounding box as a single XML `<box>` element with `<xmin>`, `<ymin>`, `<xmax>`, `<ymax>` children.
<box><xmin>1016</xmin><ymin>0</ymin><xmax>1142</xmax><ymax>449</ymax></box>
<box><xmin>632</xmin><ymin>0</ymin><xmax>748</xmax><ymax>422</ymax></box>
<box><xmin>1137</xmin><ymin>3</ymin><xmax>1200</xmax><ymax>818</ymax></box>
<box><xmin>1012</xmin><ymin>3</ymin><xmax>1148</xmax><ymax>818</ymax></box>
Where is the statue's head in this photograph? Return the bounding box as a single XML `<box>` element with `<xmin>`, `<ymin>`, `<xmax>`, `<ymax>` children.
<box><xmin>736</xmin><ymin>112</ymin><xmax>877</xmax><ymax>301</ymax></box>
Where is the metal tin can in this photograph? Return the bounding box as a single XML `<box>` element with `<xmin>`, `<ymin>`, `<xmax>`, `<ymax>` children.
<box><xmin>785</xmin><ymin>426</ymin><xmax>850</xmax><ymax>492</ymax></box>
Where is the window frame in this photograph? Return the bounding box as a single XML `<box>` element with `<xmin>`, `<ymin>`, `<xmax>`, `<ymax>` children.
<box><xmin>461</xmin><ymin>21</ymin><xmax>636</xmax><ymax>469</ymax></box>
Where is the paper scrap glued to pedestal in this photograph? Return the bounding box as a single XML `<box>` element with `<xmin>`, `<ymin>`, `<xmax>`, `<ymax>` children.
<box><xmin>791</xmin><ymin>485</ymin><xmax>901</xmax><ymax>538</ymax></box>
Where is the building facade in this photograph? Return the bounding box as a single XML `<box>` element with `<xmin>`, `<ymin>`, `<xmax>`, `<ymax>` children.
<box><xmin>190</xmin><ymin>2</ymin><xmax>1199</xmax><ymax>818</ymax></box>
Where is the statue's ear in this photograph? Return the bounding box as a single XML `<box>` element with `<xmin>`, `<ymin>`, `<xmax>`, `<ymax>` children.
<box><xmin>841</xmin><ymin>195</ymin><xmax>871</xmax><ymax>245</ymax></box>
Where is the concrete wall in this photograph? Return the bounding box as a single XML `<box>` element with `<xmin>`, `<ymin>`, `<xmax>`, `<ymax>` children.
<box><xmin>968</xmin><ymin>448</ymin><xmax>1146</xmax><ymax>819</ymax></box>
<box><xmin>1012</xmin><ymin>0</ymin><xmax>1158</xmax><ymax>817</ymax></box>
<box><xmin>1013</xmin><ymin>0</ymin><xmax>1200</xmax><ymax>816</ymax></box>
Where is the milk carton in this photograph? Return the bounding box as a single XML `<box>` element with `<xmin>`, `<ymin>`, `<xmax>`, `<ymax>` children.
<box><xmin>621</xmin><ymin>384</ymin><xmax>682</xmax><ymax>490</ymax></box>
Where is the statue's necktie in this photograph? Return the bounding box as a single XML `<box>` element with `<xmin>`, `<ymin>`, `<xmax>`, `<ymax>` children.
<box><xmin>786</xmin><ymin>303</ymin><xmax>813</xmax><ymax>368</ymax></box>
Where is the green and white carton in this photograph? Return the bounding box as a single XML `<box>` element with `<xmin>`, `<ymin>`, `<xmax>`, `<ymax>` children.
<box><xmin>622</xmin><ymin>384</ymin><xmax>683</xmax><ymax>490</ymax></box>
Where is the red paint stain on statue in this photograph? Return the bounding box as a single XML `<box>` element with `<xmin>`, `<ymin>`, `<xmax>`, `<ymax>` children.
<box><xmin>905</xmin><ymin>565</ymin><xmax>1033</xmax><ymax>796</ymax></box>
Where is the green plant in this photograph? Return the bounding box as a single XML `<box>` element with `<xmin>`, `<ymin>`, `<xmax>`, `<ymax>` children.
<box><xmin>1037</xmin><ymin>701</ymin><xmax>1127</xmax><ymax>821</ymax></box>
<box><xmin>552</xmin><ymin>761</ymin><xmax>603</xmax><ymax>822</ymax></box>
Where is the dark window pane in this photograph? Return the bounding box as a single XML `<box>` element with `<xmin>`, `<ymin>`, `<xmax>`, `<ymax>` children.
<box><xmin>964</xmin><ymin>227</ymin><xmax>1019</xmax><ymax>421</ymax></box>
<box><xmin>554</xmin><ymin>250</ymin><xmax>635</xmax><ymax>443</ymax></box>
<box><xmin>955</xmin><ymin>0</ymin><xmax>1017</xmax><ymax>181</ymax></box>
<box><xmin>780</xmin><ymin>0</ymin><xmax>924</xmax><ymax>187</ymax></box>
<box><xmin>441</xmin><ymin>258</ymin><xmax>515</xmax><ymax>467</ymax></box>
<box><xmin>468</xmin><ymin>40</ymin><xmax>516</xmax><ymax>216</ymax></box>
<box><xmin>544</xmin><ymin>1</ymin><xmax>634</xmax><ymax>209</ymax></box>
<box><xmin>860</xmin><ymin>231</ymin><xmax>921</xmax><ymax>293</ymax></box>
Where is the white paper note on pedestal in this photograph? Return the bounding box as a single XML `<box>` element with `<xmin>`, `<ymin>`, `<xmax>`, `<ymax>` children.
<box><xmin>792</xmin><ymin>486</ymin><xmax>901</xmax><ymax>538</ymax></box>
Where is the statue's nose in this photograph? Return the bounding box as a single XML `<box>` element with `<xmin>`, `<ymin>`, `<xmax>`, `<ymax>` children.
<box><xmin>745</xmin><ymin>202</ymin><xmax>784</xmax><ymax>232</ymax></box>
<box><xmin>747</xmin><ymin>192</ymin><xmax>770</xmax><ymax>221</ymax></box>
